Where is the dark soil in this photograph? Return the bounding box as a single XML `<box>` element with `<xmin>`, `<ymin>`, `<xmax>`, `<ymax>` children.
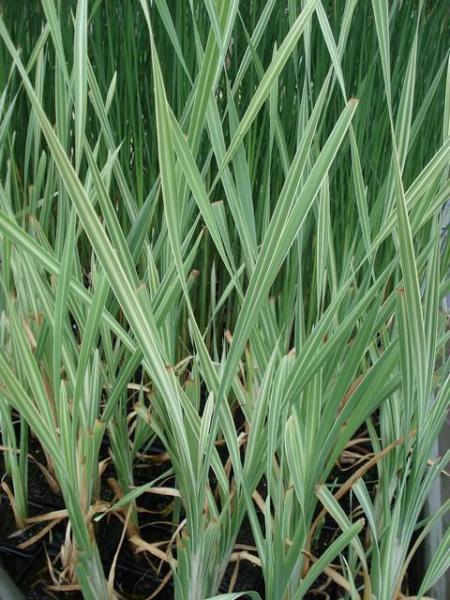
<box><xmin>0</xmin><ymin>416</ymin><xmax>413</xmax><ymax>599</ymax></box>
<box><xmin>0</xmin><ymin>435</ymin><xmax>174</xmax><ymax>599</ymax></box>
<box><xmin>0</xmin><ymin>430</ymin><xmax>265</xmax><ymax>599</ymax></box>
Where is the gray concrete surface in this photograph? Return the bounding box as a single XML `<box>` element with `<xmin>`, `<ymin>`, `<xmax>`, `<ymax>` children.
<box><xmin>428</xmin><ymin>199</ymin><xmax>450</xmax><ymax>597</ymax></box>
<box><xmin>0</xmin><ymin>564</ymin><xmax>23</xmax><ymax>600</ymax></box>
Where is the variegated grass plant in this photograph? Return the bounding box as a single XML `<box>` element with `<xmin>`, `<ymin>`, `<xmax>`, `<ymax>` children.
<box><xmin>0</xmin><ymin>1</ymin><xmax>449</xmax><ymax>599</ymax></box>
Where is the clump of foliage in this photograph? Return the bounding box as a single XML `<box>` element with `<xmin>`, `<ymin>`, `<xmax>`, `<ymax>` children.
<box><xmin>0</xmin><ymin>1</ymin><xmax>449</xmax><ymax>599</ymax></box>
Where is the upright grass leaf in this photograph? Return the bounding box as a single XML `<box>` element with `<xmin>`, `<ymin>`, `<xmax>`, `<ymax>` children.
<box><xmin>52</xmin><ymin>208</ymin><xmax>75</xmax><ymax>412</ymax></box>
<box><xmin>73</xmin><ymin>0</ymin><xmax>88</xmax><ymax>173</ymax></box>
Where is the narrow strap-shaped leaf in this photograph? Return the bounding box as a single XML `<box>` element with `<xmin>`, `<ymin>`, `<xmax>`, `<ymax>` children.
<box><xmin>52</xmin><ymin>207</ymin><xmax>76</xmax><ymax>411</ymax></box>
<box><xmin>73</xmin><ymin>0</ymin><xmax>88</xmax><ymax>172</ymax></box>
<box><xmin>294</xmin><ymin>520</ymin><xmax>364</xmax><ymax>598</ymax></box>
